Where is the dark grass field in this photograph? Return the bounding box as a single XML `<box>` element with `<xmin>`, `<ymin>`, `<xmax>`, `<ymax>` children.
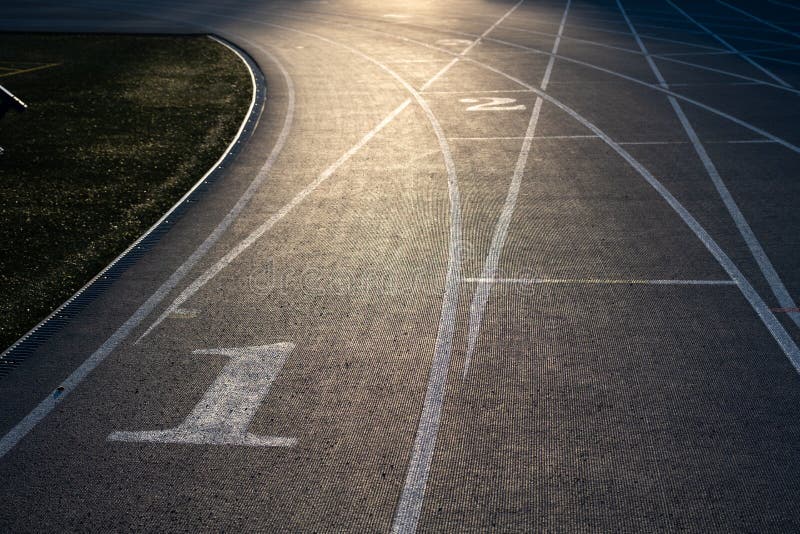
<box><xmin>0</xmin><ymin>33</ymin><xmax>251</xmax><ymax>351</ymax></box>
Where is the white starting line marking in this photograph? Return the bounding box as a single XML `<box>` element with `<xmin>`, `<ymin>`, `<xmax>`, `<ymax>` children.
<box><xmin>109</xmin><ymin>343</ymin><xmax>297</xmax><ymax>447</ymax></box>
<box><xmin>463</xmin><ymin>278</ymin><xmax>737</xmax><ymax>285</ymax></box>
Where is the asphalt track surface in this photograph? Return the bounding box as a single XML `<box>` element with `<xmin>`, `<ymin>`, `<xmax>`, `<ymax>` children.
<box><xmin>2</xmin><ymin>0</ymin><xmax>800</xmax><ymax>531</ymax></box>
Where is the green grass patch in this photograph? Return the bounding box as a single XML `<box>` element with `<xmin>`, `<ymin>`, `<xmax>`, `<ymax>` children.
<box><xmin>0</xmin><ymin>33</ymin><xmax>252</xmax><ymax>350</ymax></box>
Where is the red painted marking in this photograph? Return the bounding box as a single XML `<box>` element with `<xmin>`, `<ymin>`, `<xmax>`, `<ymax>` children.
<box><xmin>771</xmin><ymin>307</ymin><xmax>800</xmax><ymax>313</ymax></box>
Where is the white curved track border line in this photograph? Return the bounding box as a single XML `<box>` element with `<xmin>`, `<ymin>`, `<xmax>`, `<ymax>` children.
<box><xmin>0</xmin><ymin>36</ymin><xmax>264</xmax><ymax>374</ymax></box>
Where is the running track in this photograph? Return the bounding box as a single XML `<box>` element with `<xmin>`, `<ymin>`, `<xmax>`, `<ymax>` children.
<box><xmin>2</xmin><ymin>0</ymin><xmax>800</xmax><ymax>530</ymax></box>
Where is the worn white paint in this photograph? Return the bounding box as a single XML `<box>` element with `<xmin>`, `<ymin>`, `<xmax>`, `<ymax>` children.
<box><xmin>109</xmin><ymin>343</ymin><xmax>296</xmax><ymax>447</ymax></box>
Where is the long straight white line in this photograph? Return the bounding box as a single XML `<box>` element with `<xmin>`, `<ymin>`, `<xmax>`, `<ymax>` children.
<box><xmin>303</xmin><ymin>11</ymin><xmax>800</xmax><ymax>370</ymax></box>
<box><xmin>619</xmin><ymin>0</ymin><xmax>800</xmax><ymax>330</ymax></box>
<box><xmin>463</xmin><ymin>0</ymin><xmax>571</xmax><ymax>379</ymax></box>
<box><xmin>0</xmin><ymin>35</ymin><xmax>295</xmax><ymax>459</ymax></box>
<box><xmin>667</xmin><ymin>0</ymin><xmax>792</xmax><ymax>88</ymax></box>
<box><xmin>464</xmin><ymin>277</ymin><xmax>737</xmax><ymax>285</ymax></box>
<box><xmin>137</xmin><ymin>99</ymin><xmax>411</xmax><ymax>341</ymax></box>
<box><xmin>717</xmin><ymin>0</ymin><xmax>800</xmax><ymax>40</ymax></box>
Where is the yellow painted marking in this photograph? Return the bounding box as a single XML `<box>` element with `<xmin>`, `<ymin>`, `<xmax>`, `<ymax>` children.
<box><xmin>168</xmin><ymin>308</ymin><xmax>200</xmax><ymax>319</ymax></box>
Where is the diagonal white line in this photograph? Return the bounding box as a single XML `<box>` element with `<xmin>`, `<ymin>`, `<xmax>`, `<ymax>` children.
<box><xmin>463</xmin><ymin>0</ymin><xmax>572</xmax><ymax>379</ymax></box>
<box><xmin>420</xmin><ymin>0</ymin><xmax>523</xmax><ymax>91</ymax></box>
<box><xmin>500</xmin><ymin>24</ymin><xmax>800</xmax><ymax>95</ymax></box>
<box><xmin>136</xmin><ymin>0</ymin><xmax>520</xmax><ymax>343</ymax></box>
<box><xmin>137</xmin><ymin>99</ymin><xmax>411</xmax><ymax>342</ymax></box>
<box><xmin>618</xmin><ymin>0</ymin><xmax>800</xmax><ymax>331</ymax></box>
<box><xmin>667</xmin><ymin>0</ymin><xmax>792</xmax><ymax>88</ymax></box>
<box><xmin>0</xmin><ymin>33</ymin><xmax>295</xmax><ymax>459</ymax></box>
<box><xmin>717</xmin><ymin>0</ymin><xmax>800</xmax><ymax>40</ymax></box>
<box><xmin>312</xmin><ymin>8</ymin><xmax>800</xmax><ymax>370</ymax></box>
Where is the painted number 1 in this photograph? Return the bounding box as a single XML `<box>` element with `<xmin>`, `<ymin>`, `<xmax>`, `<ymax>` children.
<box><xmin>108</xmin><ymin>343</ymin><xmax>297</xmax><ymax>447</ymax></box>
<box><xmin>460</xmin><ymin>97</ymin><xmax>525</xmax><ymax>111</ymax></box>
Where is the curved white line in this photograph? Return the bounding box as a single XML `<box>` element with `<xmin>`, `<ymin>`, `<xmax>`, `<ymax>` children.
<box><xmin>254</xmin><ymin>5</ymin><xmax>800</xmax><ymax>151</ymax></box>
<box><xmin>79</xmin><ymin>3</ymin><xmax>472</xmax><ymax>530</ymax></box>
<box><xmin>257</xmin><ymin>4</ymin><xmax>800</xmax><ymax>368</ymax></box>
<box><xmin>501</xmin><ymin>24</ymin><xmax>800</xmax><ymax>95</ymax></box>
<box><xmin>455</xmin><ymin>55</ymin><xmax>800</xmax><ymax>370</ymax></box>
<box><xmin>0</xmin><ymin>34</ymin><xmax>295</xmax><ymax>459</ymax></box>
<box><xmin>619</xmin><ymin>0</ymin><xmax>800</xmax><ymax>328</ymax></box>
<box><xmin>667</xmin><ymin>0</ymin><xmax>792</xmax><ymax>88</ymax></box>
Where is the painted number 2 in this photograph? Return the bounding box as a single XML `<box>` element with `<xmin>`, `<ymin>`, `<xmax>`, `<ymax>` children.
<box><xmin>108</xmin><ymin>343</ymin><xmax>297</xmax><ymax>447</ymax></box>
<box><xmin>460</xmin><ymin>97</ymin><xmax>525</xmax><ymax>111</ymax></box>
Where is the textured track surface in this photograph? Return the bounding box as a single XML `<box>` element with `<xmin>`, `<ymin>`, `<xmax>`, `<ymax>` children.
<box><xmin>2</xmin><ymin>0</ymin><xmax>800</xmax><ymax>531</ymax></box>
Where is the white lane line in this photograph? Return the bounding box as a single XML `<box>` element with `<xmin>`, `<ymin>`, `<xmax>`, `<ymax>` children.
<box><xmin>475</xmin><ymin>34</ymin><xmax>800</xmax><ymax>152</ymax></box>
<box><xmin>667</xmin><ymin>0</ymin><xmax>792</xmax><ymax>88</ymax></box>
<box><xmin>619</xmin><ymin>0</ymin><xmax>800</xmax><ymax>331</ymax></box>
<box><xmin>137</xmin><ymin>99</ymin><xmax>412</xmax><ymax>342</ymax></box>
<box><xmin>464</xmin><ymin>277</ymin><xmax>737</xmax><ymax>285</ymax></box>
<box><xmin>391</xmin><ymin>3</ymin><xmax>522</xmax><ymax>528</ymax></box>
<box><xmin>140</xmin><ymin>0</ymin><xmax>519</xmax><ymax>343</ymax></box>
<box><xmin>97</xmin><ymin>4</ymin><xmax>468</xmax><ymax>529</ymax></box>
<box><xmin>419</xmin><ymin>0</ymin><xmax>523</xmax><ymax>92</ymax></box>
<box><xmin>109</xmin><ymin>343</ymin><xmax>297</xmax><ymax>447</ymax></box>
<box><xmin>569</xmin><ymin>17</ymin><xmax>800</xmax><ymax>48</ymax></box>
<box><xmin>327</xmin><ymin>14</ymin><xmax>800</xmax><ymax>370</ymax></box>
<box><xmin>303</xmin><ymin>7</ymin><xmax>800</xmax><ymax>102</ymax></box>
<box><xmin>463</xmin><ymin>0</ymin><xmax>572</xmax><ymax>379</ymax></box>
<box><xmin>0</xmin><ymin>35</ymin><xmax>295</xmax><ymax>460</ymax></box>
<box><xmin>250</xmin><ymin>5</ymin><xmax>800</xmax><ymax>360</ymax></box>
<box><xmin>501</xmin><ymin>24</ymin><xmax>800</xmax><ymax>95</ymax></box>
<box><xmin>717</xmin><ymin>0</ymin><xmax>800</xmax><ymax>40</ymax></box>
